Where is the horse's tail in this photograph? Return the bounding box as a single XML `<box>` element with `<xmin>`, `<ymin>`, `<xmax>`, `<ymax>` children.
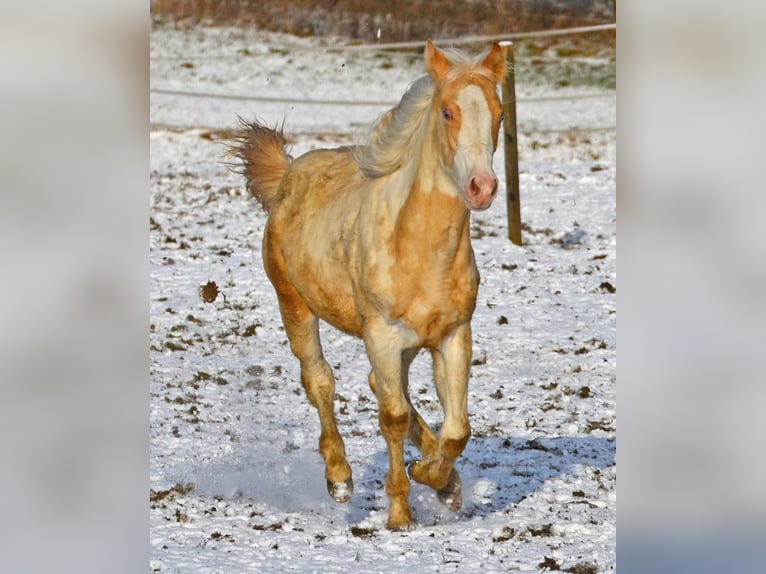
<box><xmin>228</xmin><ymin>118</ymin><xmax>291</xmax><ymax>212</ymax></box>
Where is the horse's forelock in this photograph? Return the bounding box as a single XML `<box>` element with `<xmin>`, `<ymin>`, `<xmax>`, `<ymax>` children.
<box><xmin>437</xmin><ymin>57</ymin><xmax>502</xmax><ymax>88</ymax></box>
<box><xmin>436</xmin><ymin>45</ymin><xmax>501</xmax><ymax>83</ymax></box>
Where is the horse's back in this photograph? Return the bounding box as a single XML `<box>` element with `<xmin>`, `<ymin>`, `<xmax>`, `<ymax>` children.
<box><xmin>279</xmin><ymin>145</ymin><xmax>364</xmax><ymax>208</ymax></box>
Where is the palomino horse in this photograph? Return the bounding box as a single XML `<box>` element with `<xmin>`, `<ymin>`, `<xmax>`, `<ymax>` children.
<box><xmin>233</xmin><ymin>40</ymin><xmax>505</xmax><ymax>530</ymax></box>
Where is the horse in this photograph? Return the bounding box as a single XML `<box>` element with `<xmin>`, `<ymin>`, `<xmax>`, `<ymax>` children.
<box><xmin>231</xmin><ymin>40</ymin><xmax>506</xmax><ymax>530</ymax></box>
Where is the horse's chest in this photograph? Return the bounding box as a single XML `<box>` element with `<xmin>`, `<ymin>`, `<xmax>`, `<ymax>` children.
<box><xmin>397</xmin><ymin>275</ymin><xmax>477</xmax><ymax>347</ymax></box>
<box><xmin>360</xmin><ymin>219</ymin><xmax>479</xmax><ymax>346</ymax></box>
<box><xmin>405</xmin><ymin>300</ymin><xmax>456</xmax><ymax>346</ymax></box>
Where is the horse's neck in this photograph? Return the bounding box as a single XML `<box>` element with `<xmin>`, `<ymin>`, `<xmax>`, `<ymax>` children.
<box><xmin>367</xmin><ymin>108</ymin><xmax>471</xmax><ymax>267</ymax></box>
<box><xmin>391</xmin><ymin>134</ymin><xmax>472</xmax><ymax>263</ymax></box>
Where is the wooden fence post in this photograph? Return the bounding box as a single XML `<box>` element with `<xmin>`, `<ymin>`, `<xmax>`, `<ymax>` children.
<box><xmin>500</xmin><ymin>41</ymin><xmax>522</xmax><ymax>246</ymax></box>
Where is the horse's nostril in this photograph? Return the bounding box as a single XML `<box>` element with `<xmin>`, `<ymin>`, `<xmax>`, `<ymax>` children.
<box><xmin>469</xmin><ymin>177</ymin><xmax>481</xmax><ymax>197</ymax></box>
<box><xmin>469</xmin><ymin>175</ymin><xmax>497</xmax><ymax>199</ymax></box>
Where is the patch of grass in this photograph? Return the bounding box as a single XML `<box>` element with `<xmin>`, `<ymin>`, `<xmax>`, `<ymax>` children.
<box><xmin>539</xmin><ymin>556</ymin><xmax>560</xmax><ymax>570</ymax></box>
<box><xmin>350</xmin><ymin>525</ymin><xmax>376</xmax><ymax>538</ymax></box>
<box><xmin>150</xmin><ymin>482</ymin><xmax>194</xmax><ymax>504</ymax></box>
<box><xmin>492</xmin><ymin>526</ymin><xmax>516</xmax><ymax>542</ymax></box>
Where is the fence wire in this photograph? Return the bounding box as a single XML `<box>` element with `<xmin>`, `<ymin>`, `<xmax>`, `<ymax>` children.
<box><xmin>150</xmin><ymin>87</ymin><xmax>614</xmax><ymax>107</ymax></box>
<box><xmin>150</xmin><ymin>22</ymin><xmax>615</xmax><ymax>134</ymax></box>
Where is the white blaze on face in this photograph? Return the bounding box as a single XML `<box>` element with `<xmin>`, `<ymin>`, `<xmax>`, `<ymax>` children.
<box><xmin>453</xmin><ymin>84</ymin><xmax>498</xmax><ymax>211</ymax></box>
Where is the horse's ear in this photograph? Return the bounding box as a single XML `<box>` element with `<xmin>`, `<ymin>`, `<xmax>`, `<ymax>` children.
<box><xmin>481</xmin><ymin>43</ymin><xmax>506</xmax><ymax>83</ymax></box>
<box><xmin>425</xmin><ymin>39</ymin><xmax>451</xmax><ymax>82</ymax></box>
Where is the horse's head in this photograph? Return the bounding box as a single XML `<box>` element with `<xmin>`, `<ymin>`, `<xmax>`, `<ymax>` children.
<box><xmin>425</xmin><ymin>40</ymin><xmax>506</xmax><ymax>212</ymax></box>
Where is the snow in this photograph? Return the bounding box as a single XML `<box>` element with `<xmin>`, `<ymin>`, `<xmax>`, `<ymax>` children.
<box><xmin>150</xmin><ymin>24</ymin><xmax>615</xmax><ymax>573</ymax></box>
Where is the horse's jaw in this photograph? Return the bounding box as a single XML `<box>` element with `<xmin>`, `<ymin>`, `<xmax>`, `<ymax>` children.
<box><xmin>425</xmin><ymin>167</ymin><xmax>497</xmax><ymax>213</ymax></box>
<box><xmin>464</xmin><ymin>198</ymin><xmax>494</xmax><ymax>212</ymax></box>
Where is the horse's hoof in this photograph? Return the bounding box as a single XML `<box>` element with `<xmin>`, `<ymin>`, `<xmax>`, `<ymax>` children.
<box><xmin>437</xmin><ymin>486</ymin><xmax>462</xmax><ymax>511</ymax></box>
<box><xmin>406</xmin><ymin>460</ymin><xmax>419</xmax><ymax>480</ymax></box>
<box><xmin>407</xmin><ymin>459</ymin><xmax>429</xmax><ymax>483</ymax></box>
<box><xmin>437</xmin><ymin>472</ymin><xmax>463</xmax><ymax>511</ymax></box>
<box><xmin>387</xmin><ymin>511</ymin><xmax>415</xmax><ymax>531</ymax></box>
<box><xmin>327</xmin><ymin>478</ymin><xmax>353</xmax><ymax>503</ymax></box>
<box><xmin>387</xmin><ymin>520</ymin><xmax>415</xmax><ymax>532</ymax></box>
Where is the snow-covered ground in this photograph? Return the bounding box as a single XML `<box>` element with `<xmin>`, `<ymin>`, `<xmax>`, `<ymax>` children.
<box><xmin>150</xmin><ymin>24</ymin><xmax>615</xmax><ymax>573</ymax></box>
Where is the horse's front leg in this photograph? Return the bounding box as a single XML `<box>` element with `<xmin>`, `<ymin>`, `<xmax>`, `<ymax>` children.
<box><xmin>409</xmin><ymin>322</ymin><xmax>472</xmax><ymax>509</ymax></box>
<box><xmin>368</xmin><ymin>352</ymin><xmax>440</xmax><ymax>466</ymax></box>
<box><xmin>364</xmin><ymin>320</ymin><xmax>414</xmax><ymax>530</ymax></box>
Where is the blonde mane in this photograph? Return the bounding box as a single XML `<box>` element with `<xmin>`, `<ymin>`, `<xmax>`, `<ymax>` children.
<box><xmin>353</xmin><ymin>75</ymin><xmax>435</xmax><ymax>179</ymax></box>
<box><xmin>354</xmin><ymin>46</ymin><xmax>499</xmax><ymax>179</ymax></box>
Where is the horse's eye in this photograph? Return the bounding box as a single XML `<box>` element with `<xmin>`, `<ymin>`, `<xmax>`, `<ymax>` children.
<box><xmin>499</xmin><ymin>114</ymin><xmax>505</xmax><ymax>124</ymax></box>
<box><xmin>442</xmin><ymin>108</ymin><xmax>453</xmax><ymax>121</ymax></box>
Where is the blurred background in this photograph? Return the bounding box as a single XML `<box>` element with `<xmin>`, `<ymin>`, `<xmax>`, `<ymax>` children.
<box><xmin>149</xmin><ymin>1</ymin><xmax>616</xmax><ymax>145</ymax></box>
<box><xmin>150</xmin><ymin>0</ymin><xmax>616</xmax><ymax>42</ymax></box>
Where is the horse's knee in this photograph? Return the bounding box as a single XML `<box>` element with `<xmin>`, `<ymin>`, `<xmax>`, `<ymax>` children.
<box><xmin>301</xmin><ymin>360</ymin><xmax>334</xmax><ymax>397</ymax></box>
<box><xmin>288</xmin><ymin>325</ymin><xmax>321</xmax><ymax>363</ymax></box>
<box><xmin>441</xmin><ymin>421</ymin><xmax>471</xmax><ymax>458</ymax></box>
<box><xmin>441</xmin><ymin>434</ymin><xmax>470</xmax><ymax>459</ymax></box>
<box><xmin>409</xmin><ymin>425</ymin><xmax>469</xmax><ymax>493</ymax></box>
<box><xmin>380</xmin><ymin>408</ymin><xmax>410</xmax><ymax>439</ymax></box>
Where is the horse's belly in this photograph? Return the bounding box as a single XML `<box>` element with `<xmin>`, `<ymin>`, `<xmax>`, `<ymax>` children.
<box><xmin>286</xmin><ymin>246</ymin><xmax>363</xmax><ymax>337</ymax></box>
<box><xmin>308</xmin><ymin>283</ymin><xmax>363</xmax><ymax>337</ymax></box>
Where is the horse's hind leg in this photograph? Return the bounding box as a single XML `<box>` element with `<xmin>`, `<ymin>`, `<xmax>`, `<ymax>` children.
<box><xmin>270</xmin><ymin>274</ymin><xmax>352</xmax><ymax>502</ymax></box>
<box><xmin>408</xmin><ymin>323</ymin><xmax>471</xmax><ymax>511</ymax></box>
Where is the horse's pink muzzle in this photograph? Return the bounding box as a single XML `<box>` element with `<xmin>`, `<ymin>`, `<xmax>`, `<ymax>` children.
<box><xmin>464</xmin><ymin>172</ymin><xmax>499</xmax><ymax>211</ymax></box>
